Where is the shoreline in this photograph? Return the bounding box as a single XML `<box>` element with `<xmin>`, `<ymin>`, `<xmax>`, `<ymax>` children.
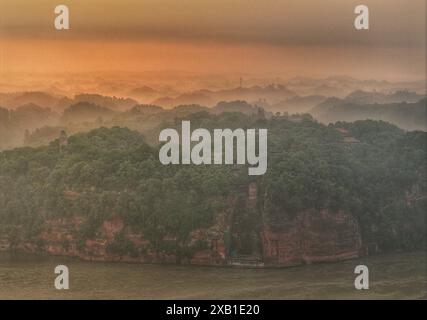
<box><xmin>0</xmin><ymin>251</ymin><xmax>425</xmax><ymax>300</ymax></box>
<box><xmin>1</xmin><ymin>249</ymin><xmax>424</xmax><ymax>270</ymax></box>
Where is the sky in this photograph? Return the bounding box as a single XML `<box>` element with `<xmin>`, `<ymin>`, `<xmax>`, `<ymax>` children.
<box><xmin>0</xmin><ymin>0</ymin><xmax>425</xmax><ymax>81</ymax></box>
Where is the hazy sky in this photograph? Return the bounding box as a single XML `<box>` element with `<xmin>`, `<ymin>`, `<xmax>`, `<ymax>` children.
<box><xmin>0</xmin><ymin>0</ymin><xmax>425</xmax><ymax>80</ymax></box>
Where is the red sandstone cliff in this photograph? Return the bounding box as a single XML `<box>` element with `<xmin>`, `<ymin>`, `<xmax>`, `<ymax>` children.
<box><xmin>7</xmin><ymin>184</ymin><xmax>363</xmax><ymax>267</ymax></box>
<box><xmin>260</xmin><ymin>210</ymin><xmax>362</xmax><ymax>266</ymax></box>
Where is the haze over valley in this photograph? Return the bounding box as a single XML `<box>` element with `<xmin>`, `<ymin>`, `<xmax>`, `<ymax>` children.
<box><xmin>0</xmin><ymin>73</ymin><xmax>425</xmax><ymax>151</ymax></box>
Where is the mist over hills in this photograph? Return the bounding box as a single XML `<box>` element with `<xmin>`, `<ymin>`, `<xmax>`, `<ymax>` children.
<box><xmin>313</xmin><ymin>99</ymin><xmax>426</xmax><ymax>131</ymax></box>
<box><xmin>152</xmin><ymin>92</ymin><xmax>215</xmax><ymax>108</ymax></box>
<box><xmin>0</xmin><ymin>75</ymin><xmax>425</xmax><ymax>150</ymax></box>
<box><xmin>73</xmin><ymin>94</ymin><xmax>138</xmax><ymax>112</ymax></box>
<box><xmin>0</xmin><ymin>98</ymin><xmax>273</xmax><ymax>149</ymax></box>
<box><xmin>2</xmin><ymin>74</ymin><xmax>424</xmax><ymax>105</ymax></box>
<box><xmin>62</xmin><ymin>102</ymin><xmax>117</xmax><ymax>124</ymax></box>
<box><xmin>0</xmin><ymin>92</ymin><xmax>71</xmax><ymax>110</ymax></box>
<box><xmin>0</xmin><ymin>103</ymin><xmax>58</xmax><ymax>149</ymax></box>
<box><xmin>344</xmin><ymin>90</ymin><xmax>423</xmax><ymax>104</ymax></box>
<box><xmin>311</xmin><ymin>92</ymin><xmax>426</xmax><ymax>131</ymax></box>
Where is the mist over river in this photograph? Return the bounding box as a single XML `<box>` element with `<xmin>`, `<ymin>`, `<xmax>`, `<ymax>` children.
<box><xmin>0</xmin><ymin>252</ymin><xmax>425</xmax><ymax>300</ymax></box>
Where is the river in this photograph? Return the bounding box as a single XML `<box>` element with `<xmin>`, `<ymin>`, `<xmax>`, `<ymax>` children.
<box><xmin>0</xmin><ymin>252</ymin><xmax>425</xmax><ymax>299</ymax></box>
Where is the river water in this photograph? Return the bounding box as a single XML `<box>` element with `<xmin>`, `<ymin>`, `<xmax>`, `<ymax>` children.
<box><xmin>0</xmin><ymin>252</ymin><xmax>425</xmax><ymax>299</ymax></box>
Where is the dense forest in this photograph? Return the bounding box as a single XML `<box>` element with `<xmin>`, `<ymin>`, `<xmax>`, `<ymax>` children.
<box><xmin>0</xmin><ymin>112</ymin><xmax>425</xmax><ymax>260</ymax></box>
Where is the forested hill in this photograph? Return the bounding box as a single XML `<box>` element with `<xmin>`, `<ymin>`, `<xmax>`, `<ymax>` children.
<box><xmin>311</xmin><ymin>98</ymin><xmax>426</xmax><ymax>131</ymax></box>
<box><xmin>0</xmin><ymin>113</ymin><xmax>425</xmax><ymax>265</ymax></box>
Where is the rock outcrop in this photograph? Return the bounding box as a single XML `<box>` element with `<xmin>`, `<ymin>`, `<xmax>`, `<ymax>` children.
<box><xmin>7</xmin><ymin>185</ymin><xmax>363</xmax><ymax>267</ymax></box>
<box><xmin>260</xmin><ymin>210</ymin><xmax>362</xmax><ymax>266</ymax></box>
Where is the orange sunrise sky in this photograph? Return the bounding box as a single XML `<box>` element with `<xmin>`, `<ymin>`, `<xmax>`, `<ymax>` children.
<box><xmin>0</xmin><ymin>0</ymin><xmax>425</xmax><ymax>81</ymax></box>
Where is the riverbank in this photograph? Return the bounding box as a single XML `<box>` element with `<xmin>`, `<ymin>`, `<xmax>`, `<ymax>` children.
<box><xmin>0</xmin><ymin>251</ymin><xmax>425</xmax><ymax>299</ymax></box>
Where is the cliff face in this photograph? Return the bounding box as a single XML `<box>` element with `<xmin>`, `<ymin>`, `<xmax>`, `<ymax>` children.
<box><xmin>7</xmin><ymin>185</ymin><xmax>363</xmax><ymax>267</ymax></box>
<box><xmin>189</xmin><ymin>210</ymin><xmax>230</xmax><ymax>266</ymax></box>
<box><xmin>8</xmin><ymin>211</ymin><xmax>362</xmax><ymax>267</ymax></box>
<box><xmin>260</xmin><ymin>210</ymin><xmax>362</xmax><ymax>266</ymax></box>
<box><xmin>11</xmin><ymin>200</ymin><xmax>232</xmax><ymax>265</ymax></box>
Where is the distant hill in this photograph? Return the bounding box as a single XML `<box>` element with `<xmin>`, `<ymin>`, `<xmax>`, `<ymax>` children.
<box><xmin>345</xmin><ymin>90</ymin><xmax>424</xmax><ymax>105</ymax></box>
<box><xmin>127</xmin><ymin>86</ymin><xmax>160</xmax><ymax>102</ymax></box>
<box><xmin>284</xmin><ymin>76</ymin><xmax>425</xmax><ymax>98</ymax></box>
<box><xmin>312</xmin><ymin>98</ymin><xmax>427</xmax><ymax>131</ymax></box>
<box><xmin>0</xmin><ymin>92</ymin><xmax>138</xmax><ymax>112</ymax></box>
<box><xmin>128</xmin><ymin>104</ymin><xmax>164</xmax><ymax>115</ymax></box>
<box><xmin>152</xmin><ymin>92</ymin><xmax>215</xmax><ymax>108</ymax></box>
<box><xmin>0</xmin><ymin>103</ymin><xmax>59</xmax><ymax>150</ymax></box>
<box><xmin>74</xmin><ymin>94</ymin><xmax>138</xmax><ymax>111</ymax></box>
<box><xmin>211</xmin><ymin>84</ymin><xmax>296</xmax><ymax>103</ymax></box>
<box><xmin>12</xmin><ymin>103</ymin><xmax>58</xmax><ymax>125</ymax></box>
<box><xmin>267</xmin><ymin>95</ymin><xmax>327</xmax><ymax>113</ymax></box>
<box><xmin>152</xmin><ymin>84</ymin><xmax>297</xmax><ymax>107</ymax></box>
<box><xmin>0</xmin><ymin>92</ymin><xmax>72</xmax><ymax>110</ymax></box>
<box><xmin>212</xmin><ymin>100</ymin><xmax>264</xmax><ymax>116</ymax></box>
<box><xmin>62</xmin><ymin>102</ymin><xmax>116</xmax><ymax>124</ymax></box>
<box><xmin>1</xmin><ymin>87</ymin><xmax>425</xmax><ymax>152</ymax></box>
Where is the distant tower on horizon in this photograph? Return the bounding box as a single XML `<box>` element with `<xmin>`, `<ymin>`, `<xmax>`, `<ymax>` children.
<box><xmin>59</xmin><ymin>129</ymin><xmax>68</xmax><ymax>152</ymax></box>
<box><xmin>239</xmin><ymin>77</ymin><xmax>243</xmax><ymax>88</ymax></box>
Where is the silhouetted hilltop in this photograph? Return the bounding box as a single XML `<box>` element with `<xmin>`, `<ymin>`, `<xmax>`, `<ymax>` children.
<box><xmin>0</xmin><ymin>92</ymin><xmax>71</xmax><ymax>110</ymax></box>
<box><xmin>312</xmin><ymin>98</ymin><xmax>427</xmax><ymax>131</ymax></box>
<box><xmin>62</xmin><ymin>102</ymin><xmax>116</xmax><ymax>123</ymax></box>
<box><xmin>74</xmin><ymin>94</ymin><xmax>138</xmax><ymax>111</ymax></box>
<box><xmin>0</xmin><ymin>88</ymin><xmax>425</xmax><ymax>151</ymax></box>
<box><xmin>345</xmin><ymin>90</ymin><xmax>424</xmax><ymax>104</ymax></box>
<box><xmin>213</xmin><ymin>100</ymin><xmax>257</xmax><ymax>115</ymax></box>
